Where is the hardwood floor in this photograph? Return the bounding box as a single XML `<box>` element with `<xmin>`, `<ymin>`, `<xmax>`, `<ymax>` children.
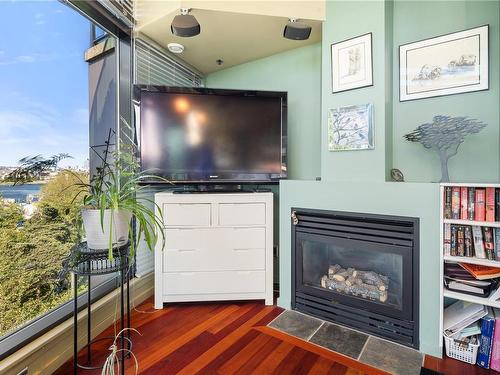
<box><xmin>54</xmin><ymin>298</ymin><xmax>388</xmax><ymax>374</ymax></box>
<box><xmin>423</xmin><ymin>355</ymin><xmax>496</xmax><ymax>375</ymax></box>
<box><xmin>54</xmin><ymin>298</ymin><xmax>492</xmax><ymax>374</ymax></box>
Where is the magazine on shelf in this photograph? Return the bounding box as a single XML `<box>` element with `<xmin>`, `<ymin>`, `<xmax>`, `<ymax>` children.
<box><xmin>443</xmin><ymin>300</ymin><xmax>488</xmax><ymax>338</ymax></box>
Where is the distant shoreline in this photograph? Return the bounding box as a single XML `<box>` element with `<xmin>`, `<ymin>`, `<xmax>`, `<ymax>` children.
<box><xmin>0</xmin><ymin>181</ymin><xmax>47</xmax><ymax>186</ymax></box>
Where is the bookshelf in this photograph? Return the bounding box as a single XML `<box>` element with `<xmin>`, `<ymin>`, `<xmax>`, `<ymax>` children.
<box><xmin>439</xmin><ymin>182</ymin><xmax>500</xmax><ymax>354</ymax></box>
<box><xmin>443</xmin><ymin>219</ymin><xmax>500</xmax><ymax>229</ymax></box>
<box><xmin>443</xmin><ymin>290</ymin><xmax>500</xmax><ymax>309</ymax></box>
<box><xmin>444</xmin><ymin>255</ymin><xmax>500</xmax><ymax>268</ymax></box>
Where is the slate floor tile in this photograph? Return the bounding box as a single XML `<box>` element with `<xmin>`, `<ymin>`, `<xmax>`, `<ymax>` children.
<box><xmin>268</xmin><ymin>310</ymin><xmax>323</xmax><ymax>340</ymax></box>
<box><xmin>359</xmin><ymin>336</ymin><xmax>423</xmax><ymax>375</ymax></box>
<box><xmin>309</xmin><ymin>322</ymin><xmax>368</xmax><ymax>359</ymax></box>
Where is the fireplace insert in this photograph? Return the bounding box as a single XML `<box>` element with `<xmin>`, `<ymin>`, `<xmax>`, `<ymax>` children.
<box><xmin>291</xmin><ymin>208</ymin><xmax>419</xmax><ymax>349</ymax></box>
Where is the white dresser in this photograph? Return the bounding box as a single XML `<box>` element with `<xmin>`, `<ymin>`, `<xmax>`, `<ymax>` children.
<box><xmin>154</xmin><ymin>192</ymin><xmax>274</xmax><ymax>309</ymax></box>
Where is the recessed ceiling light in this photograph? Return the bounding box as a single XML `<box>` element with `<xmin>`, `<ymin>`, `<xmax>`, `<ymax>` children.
<box><xmin>171</xmin><ymin>8</ymin><xmax>200</xmax><ymax>37</ymax></box>
<box><xmin>167</xmin><ymin>42</ymin><xmax>185</xmax><ymax>54</ymax></box>
<box><xmin>283</xmin><ymin>18</ymin><xmax>311</xmax><ymax>40</ymax></box>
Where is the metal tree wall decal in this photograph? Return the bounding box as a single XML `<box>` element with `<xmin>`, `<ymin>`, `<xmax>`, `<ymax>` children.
<box><xmin>404</xmin><ymin>115</ymin><xmax>486</xmax><ymax>182</ymax></box>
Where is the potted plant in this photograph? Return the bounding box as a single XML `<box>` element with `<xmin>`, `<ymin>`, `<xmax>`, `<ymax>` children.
<box><xmin>71</xmin><ymin>126</ymin><xmax>169</xmax><ymax>259</ymax></box>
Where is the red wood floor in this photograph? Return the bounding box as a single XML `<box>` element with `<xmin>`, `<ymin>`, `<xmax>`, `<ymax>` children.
<box><xmin>54</xmin><ymin>298</ymin><xmax>388</xmax><ymax>374</ymax></box>
<box><xmin>424</xmin><ymin>355</ymin><xmax>497</xmax><ymax>375</ymax></box>
<box><xmin>54</xmin><ymin>298</ymin><xmax>493</xmax><ymax>374</ymax></box>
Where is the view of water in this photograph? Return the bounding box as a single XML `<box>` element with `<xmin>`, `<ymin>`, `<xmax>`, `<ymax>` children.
<box><xmin>0</xmin><ymin>184</ymin><xmax>42</xmax><ymax>203</ymax></box>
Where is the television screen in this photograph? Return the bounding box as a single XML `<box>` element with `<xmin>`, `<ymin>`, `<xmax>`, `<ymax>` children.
<box><xmin>137</xmin><ymin>87</ymin><xmax>287</xmax><ymax>183</ymax></box>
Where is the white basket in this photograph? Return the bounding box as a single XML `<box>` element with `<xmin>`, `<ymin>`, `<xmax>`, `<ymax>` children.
<box><xmin>444</xmin><ymin>334</ymin><xmax>480</xmax><ymax>364</ymax></box>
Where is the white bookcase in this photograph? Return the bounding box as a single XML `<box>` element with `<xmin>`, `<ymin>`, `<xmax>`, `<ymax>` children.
<box><xmin>439</xmin><ymin>183</ymin><xmax>500</xmax><ymax>351</ymax></box>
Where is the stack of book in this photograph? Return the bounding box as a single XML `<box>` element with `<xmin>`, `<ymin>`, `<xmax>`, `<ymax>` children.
<box><xmin>444</xmin><ymin>223</ymin><xmax>499</xmax><ymax>260</ymax></box>
<box><xmin>444</xmin><ymin>186</ymin><xmax>499</xmax><ymax>222</ymax></box>
<box><xmin>444</xmin><ymin>263</ymin><xmax>500</xmax><ymax>299</ymax></box>
<box><xmin>443</xmin><ymin>302</ymin><xmax>500</xmax><ymax>370</ymax></box>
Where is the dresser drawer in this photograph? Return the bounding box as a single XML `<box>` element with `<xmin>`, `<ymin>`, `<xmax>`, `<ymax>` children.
<box><xmin>163</xmin><ymin>248</ymin><xmax>265</xmax><ymax>272</ymax></box>
<box><xmin>163</xmin><ymin>203</ymin><xmax>211</xmax><ymax>226</ymax></box>
<box><xmin>218</xmin><ymin>203</ymin><xmax>266</xmax><ymax>226</ymax></box>
<box><xmin>165</xmin><ymin>227</ymin><xmax>265</xmax><ymax>250</ymax></box>
<box><xmin>163</xmin><ymin>228</ymin><xmax>266</xmax><ymax>272</ymax></box>
<box><xmin>163</xmin><ymin>270</ymin><xmax>265</xmax><ymax>295</ymax></box>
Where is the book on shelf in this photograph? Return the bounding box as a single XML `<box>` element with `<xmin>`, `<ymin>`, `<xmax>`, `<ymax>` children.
<box><xmin>472</xmin><ymin>225</ymin><xmax>486</xmax><ymax>259</ymax></box>
<box><xmin>477</xmin><ymin>308</ymin><xmax>495</xmax><ymax>369</ymax></box>
<box><xmin>444</xmin><ymin>186</ymin><xmax>452</xmax><ymax>219</ymax></box>
<box><xmin>452</xmin><ymin>187</ymin><xmax>461</xmax><ymax>220</ymax></box>
<box><xmin>464</xmin><ymin>226</ymin><xmax>474</xmax><ymax>257</ymax></box>
<box><xmin>496</xmin><ymin>189</ymin><xmax>500</xmax><ymax>222</ymax></box>
<box><xmin>475</xmin><ymin>188</ymin><xmax>486</xmax><ymax>222</ymax></box>
<box><xmin>458</xmin><ymin>321</ymin><xmax>482</xmax><ymax>339</ymax></box>
<box><xmin>443</xmin><ymin>300</ymin><xmax>488</xmax><ymax>338</ymax></box>
<box><xmin>461</xmin><ymin>187</ymin><xmax>469</xmax><ymax>220</ymax></box>
<box><xmin>445</xmin><ymin>279</ymin><xmax>494</xmax><ymax>297</ymax></box>
<box><xmin>484</xmin><ymin>227</ymin><xmax>495</xmax><ymax>260</ymax></box>
<box><xmin>489</xmin><ymin>287</ymin><xmax>500</xmax><ymax>302</ymax></box>
<box><xmin>444</xmin><ymin>263</ymin><xmax>495</xmax><ymax>297</ymax></box>
<box><xmin>468</xmin><ymin>187</ymin><xmax>476</xmax><ymax>221</ymax></box>
<box><xmin>457</xmin><ymin>226</ymin><xmax>465</xmax><ymax>257</ymax></box>
<box><xmin>451</xmin><ymin>226</ymin><xmax>458</xmax><ymax>256</ymax></box>
<box><xmin>495</xmin><ymin>228</ymin><xmax>500</xmax><ymax>260</ymax></box>
<box><xmin>460</xmin><ymin>263</ymin><xmax>500</xmax><ymax>280</ymax></box>
<box><xmin>490</xmin><ymin>308</ymin><xmax>500</xmax><ymax>372</ymax></box>
<box><xmin>444</xmin><ymin>223</ymin><xmax>451</xmax><ymax>256</ymax></box>
<box><xmin>487</xmin><ymin>188</ymin><xmax>496</xmax><ymax>222</ymax></box>
<box><xmin>446</xmin><ymin>223</ymin><xmax>498</xmax><ymax>260</ymax></box>
<box><xmin>443</xmin><ymin>185</ymin><xmax>500</xmax><ymax>223</ymax></box>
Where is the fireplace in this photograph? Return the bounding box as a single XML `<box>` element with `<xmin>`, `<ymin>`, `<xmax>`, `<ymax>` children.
<box><xmin>291</xmin><ymin>208</ymin><xmax>419</xmax><ymax>349</ymax></box>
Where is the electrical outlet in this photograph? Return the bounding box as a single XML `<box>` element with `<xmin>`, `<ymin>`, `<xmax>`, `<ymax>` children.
<box><xmin>17</xmin><ymin>368</ymin><xmax>28</xmax><ymax>375</ymax></box>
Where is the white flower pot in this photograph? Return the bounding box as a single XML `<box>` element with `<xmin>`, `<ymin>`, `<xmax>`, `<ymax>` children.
<box><xmin>81</xmin><ymin>208</ymin><xmax>132</xmax><ymax>250</ymax></box>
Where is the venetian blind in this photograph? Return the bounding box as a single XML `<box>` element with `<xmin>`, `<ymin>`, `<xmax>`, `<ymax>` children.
<box><xmin>134</xmin><ymin>38</ymin><xmax>203</xmax><ymax>87</ymax></box>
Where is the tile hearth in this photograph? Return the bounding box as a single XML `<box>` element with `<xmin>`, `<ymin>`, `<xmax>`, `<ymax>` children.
<box><xmin>269</xmin><ymin>310</ymin><xmax>424</xmax><ymax>375</ymax></box>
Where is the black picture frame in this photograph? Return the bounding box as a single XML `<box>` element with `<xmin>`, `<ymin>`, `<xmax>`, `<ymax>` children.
<box><xmin>331</xmin><ymin>32</ymin><xmax>374</xmax><ymax>94</ymax></box>
<box><xmin>399</xmin><ymin>24</ymin><xmax>489</xmax><ymax>102</ymax></box>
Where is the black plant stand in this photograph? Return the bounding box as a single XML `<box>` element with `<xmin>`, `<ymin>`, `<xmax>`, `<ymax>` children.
<box><xmin>69</xmin><ymin>242</ymin><xmax>131</xmax><ymax>375</ymax></box>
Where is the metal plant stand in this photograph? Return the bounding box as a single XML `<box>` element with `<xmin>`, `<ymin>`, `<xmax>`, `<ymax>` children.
<box><xmin>69</xmin><ymin>242</ymin><xmax>131</xmax><ymax>375</ymax></box>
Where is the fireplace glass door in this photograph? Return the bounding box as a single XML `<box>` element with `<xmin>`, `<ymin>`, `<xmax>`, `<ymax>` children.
<box><xmin>296</xmin><ymin>232</ymin><xmax>413</xmax><ymax>320</ymax></box>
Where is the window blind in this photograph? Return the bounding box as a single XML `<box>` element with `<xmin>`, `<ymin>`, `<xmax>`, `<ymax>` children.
<box><xmin>134</xmin><ymin>38</ymin><xmax>203</xmax><ymax>87</ymax></box>
<box><xmin>133</xmin><ymin>38</ymin><xmax>202</xmax><ymax>277</ymax></box>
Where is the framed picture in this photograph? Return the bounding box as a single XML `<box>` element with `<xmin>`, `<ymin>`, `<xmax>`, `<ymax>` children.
<box><xmin>331</xmin><ymin>33</ymin><xmax>373</xmax><ymax>93</ymax></box>
<box><xmin>328</xmin><ymin>104</ymin><xmax>374</xmax><ymax>151</ymax></box>
<box><xmin>399</xmin><ymin>25</ymin><xmax>489</xmax><ymax>101</ymax></box>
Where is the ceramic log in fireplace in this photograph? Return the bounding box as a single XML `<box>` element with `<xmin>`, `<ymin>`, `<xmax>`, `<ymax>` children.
<box><xmin>291</xmin><ymin>208</ymin><xmax>419</xmax><ymax>349</ymax></box>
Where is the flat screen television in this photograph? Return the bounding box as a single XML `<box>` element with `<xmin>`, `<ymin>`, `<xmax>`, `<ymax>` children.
<box><xmin>134</xmin><ymin>86</ymin><xmax>287</xmax><ymax>183</ymax></box>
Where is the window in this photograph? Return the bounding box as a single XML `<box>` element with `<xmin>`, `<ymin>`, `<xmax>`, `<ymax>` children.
<box><xmin>0</xmin><ymin>0</ymin><xmax>126</xmax><ymax>358</ymax></box>
<box><xmin>133</xmin><ymin>39</ymin><xmax>203</xmax><ymax>276</ymax></box>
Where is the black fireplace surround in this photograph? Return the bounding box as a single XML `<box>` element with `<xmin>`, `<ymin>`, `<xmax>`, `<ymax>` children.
<box><xmin>291</xmin><ymin>208</ymin><xmax>420</xmax><ymax>349</ymax></box>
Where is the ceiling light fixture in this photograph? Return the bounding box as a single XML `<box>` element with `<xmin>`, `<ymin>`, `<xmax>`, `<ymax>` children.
<box><xmin>283</xmin><ymin>18</ymin><xmax>311</xmax><ymax>40</ymax></box>
<box><xmin>167</xmin><ymin>42</ymin><xmax>185</xmax><ymax>54</ymax></box>
<box><xmin>171</xmin><ymin>8</ymin><xmax>200</xmax><ymax>37</ymax></box>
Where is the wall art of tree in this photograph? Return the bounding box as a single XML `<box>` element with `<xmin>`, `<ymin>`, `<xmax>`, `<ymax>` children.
<box><xmin>404</xmin><ymin>115</ymin><xmax>486</xmax><ymax>182</ymax></box>
<box><xmin>328</xmin><ymin>104</ymin><xmax>373</xmax><ymax>151</ymax></box>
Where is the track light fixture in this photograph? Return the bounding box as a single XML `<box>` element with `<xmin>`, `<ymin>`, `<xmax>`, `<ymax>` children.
<box><xmin>283</xmin><ymin>18</ymin><xmax>311</xmax><ymax>40</ymax></box>
<box><xmin>171</xmin><ymin>8</ymin><xmax>200</xmax><ymax>37</ymax></box>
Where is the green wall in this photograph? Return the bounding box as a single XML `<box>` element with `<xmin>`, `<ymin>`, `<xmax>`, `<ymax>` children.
<box><xmin>392</xmin><ymin>0</ymin><xmax>500</xmax><ymax>183</ymax></box>
<box><xmin>321</xmin><ymin>1</ymin><xmax>393</xmax><ymax>182</ymax></box>
<box><xmin>206</xmin><ymin>43</ymin><xmax>322</xmax><ymax>181</ymax></box>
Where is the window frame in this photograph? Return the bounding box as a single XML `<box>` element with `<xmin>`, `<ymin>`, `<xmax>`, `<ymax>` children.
<box><xmin>0</xmin><ymin>0</ymin><xmax>133</xmax><ymax>360</ymax></box>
